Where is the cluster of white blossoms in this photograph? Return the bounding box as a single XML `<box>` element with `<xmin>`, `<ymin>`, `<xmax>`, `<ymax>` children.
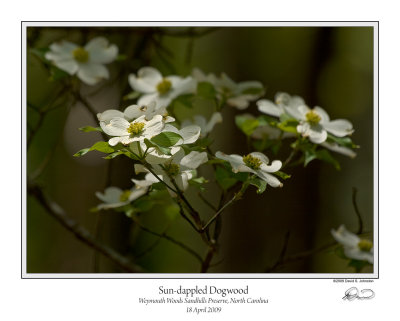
<box><xmin>256</xmin><ymin>92</ymin><xmax>356</xmax><ymax>157</ymax></box>
<box><xmin>331</xmin><ymin>225</ymin><xmax>373</xmax><ymax>264</ymax></box>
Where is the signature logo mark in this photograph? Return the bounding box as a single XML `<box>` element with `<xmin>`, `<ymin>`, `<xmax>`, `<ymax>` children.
<box><xmin>342</xmin><ymin>287</ymin><xmax>375</xmax><ymax>301</ymax></box>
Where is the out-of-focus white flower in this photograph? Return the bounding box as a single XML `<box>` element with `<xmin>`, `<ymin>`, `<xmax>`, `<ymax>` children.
<box><xmin>191</xmin><ymin>68</ymin><xmax>218</xmax><ymax>85</ymax></box>
<box><xmin>331</xmin><ymin>225</ymin><xmax>373</xmax><ymax>264</ymax></box>
<box><xmin>45</xmin><ymin>37</ymin><xmax>118</xmax><ymax>85</ymax></box>
<box><xmin>129</xmin><ymin>67</ymin><xmax>195</xmax><ymax>108</ymax></box>
<box><xmin>100</xmin><ymin>115</ymin><xmax>164</xmax><ymax>146</ymax></box>
<box><xmin>181</xmin><ymin>112</ymin><xmax>222</xmax><ymax>137</ymax></box>
<box><xmin>95</xmin><ymin>186</ymin><xmax>147</xmax><ymax>210</ymax></box>
<box><xmin>215</xmin><ymin>151</ymin><xmax>282</xmax><ymax>187</ymax></box>
<box><xmin>97</xmin><ymin>101</ymin><xmax>174</xmax><ymax>124</ymax></box>
<box><xmin>257</xmin><ymin>92</ymin><xmax>305</xmax><ymax>118</ymax></box>
<box><xmin>216</xmin><ymin>73</ymin><xmax>264</xmax><ymax>110</ymax></box>
<box><xmin>135</xmin><ymin>149</ymin><xmax>208</xmax><ymax>196</ymax></box>
<box><xmin>192</xmin><ymin>68</ymin><xmax>264</xmax><ymax>110</ymax></box>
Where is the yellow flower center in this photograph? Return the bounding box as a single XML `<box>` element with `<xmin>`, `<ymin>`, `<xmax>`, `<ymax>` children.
<box><xmin>242</xmin><ymin>154</ymin><xmax>262</xmax><ymax>170</ymax></box>
<box><xmin>164</xmin><ymin>163</ymin><xmax>180</xmax><ymax>177</ymax></box>
<box><xmin>72</xmin><ymin>47</ymin><xmax>89</xmax><ymax>63</ymax></box>
<box><xmin>127</xmin><ymin>122</ymin><xmax>145</xmax><ymax>136</ymax></box>
<box><xmin>162</xmin><ymin>112</ymin><xmax>169</xmax><ymax>121</ymax></box>
<box><xmin>119</xmin><ymin>190</ymin><xmax>131</xmax><ymax>202</ymax></box>
<box><xmin>305</xmin><ymin>110</ymin><xmax>321</xmax><ymax>124</ymax></box>
<box><xmin>156</xmin><ymin>79</ymin><xmax>172</xmax><ymax>94</ymax></box>
<box><xmin>358</xmin><ymin>239</ymin><xmax>373</xmax><ymax>252</ymax></box>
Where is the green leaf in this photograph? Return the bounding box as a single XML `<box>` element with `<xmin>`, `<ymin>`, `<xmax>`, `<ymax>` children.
<box><xmin>304</xmin><ymin>149</ymin><xmax>318</xmax><ymax>167</ymax></box>
<box><xmin>248</xmin><ymin>177</ymin><xmax>267</xmax><ymax>194</ymax></box>
<box><xmin>30</xmin><ymin>48</ymin><xmax>48</xmax><ymax>62</ymax></box>
<box><xmin>90</xmin><ymin>141</ymin><xmax>115</xmax><ymax>153</ymax></box>
<box><xmin>73</xmin><ymin>148</ymin><xmax>91</xmax><ymax>157</ymax></box>
<box><xmin>189</xmin><ymin>177</ymin><xmax>208</xmax><ymax>191</ymax></box>
<box><xmin>235</xmin><ymin>115</ymin><xmax>259</xmax><ymax>136</ymax></box>
<box><xmin>79</xmin><ymin>126</ymin><xmax>103</xmax><ymax>133</ymax></box>
<box><xmin>304</xmin><ymin>148</ymin><xmax>341</xmax><ymax>170</ymax></box>
<box><xmin>257</xmin><ymin>115</ymin><xmax>278</xmax><ymax>127</ymax></box>
<box><xmin>197</xmin><ymin>81</ymin><xmax>216</xmax><ymax>99</ymax></box>
<box><xmin>74</xmin><ymin>141</ymin><xmax>115</xmax><ymax>157</ymax></box>
<box><xmin>134</xmin><ymin>198</ymin><xmax>154</xmax><ymax>212</ymax></box>
<box><xmin>274</xmin><ymin>171</ymin><xmax>291</xmax><ymax>180</ymax></box>
<box><xmin>151</xmin><ymin>131</ymin><xmax>182</xmax><ymax>147</ymax></box>
<box><xmin>123</xmin><ymin>91</ymin><xmax>141</xmax><ymax>101</ymax></box>
<box><xmin>165</xmin><ymin>204</ymin><xmax>180</xmax><ymax>220</ymax></box>
<box><xmin>144</xmin><ymin>138</ymin><xmax>172</xmax><ymax>155</ymax></box>
<box><xmin>277</xmin><ymin>119</ymin><xmax>299</xmax><ymax>133</ymax></box>
<box><xmin>171</xmin><ymin>94</ymin><xmax>194</xmax><ymax>109</ymax></box>
<box><xmin>49</xmin><ymin>65</ymin><xmax>69</xmax><ymax>81</ymax></box>
<box><xmin>215</xmin><ymin>166</ymin><xmax>237</xmax><ymax>190</ymax></box>
<box><xmin>327</xmin><ymin>134</ymin><xmax>359</xmax><ymax>149</ymax></box>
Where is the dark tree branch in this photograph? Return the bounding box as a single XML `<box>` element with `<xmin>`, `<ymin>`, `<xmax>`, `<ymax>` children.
<box><xmin>352</xmin><ymin>187</ymin><xmax>364</xmax><ymax>234</ymax></box>
<box><xmin>27</xmin><ymin>181</ymin><xmax>143</xmax><ymax>273</ymax></box>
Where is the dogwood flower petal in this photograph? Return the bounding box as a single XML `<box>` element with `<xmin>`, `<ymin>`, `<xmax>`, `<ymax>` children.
<box><xmin>257</xmin><ymin>99</ymin><xmax>284</xmax><ymax>117</ymax></box>
<box><xmin>85</xmin><ymin>37</ymin><xmax>118</xmax><ymax>64</ymax></box>
<box><xmin>323</xmin><ymin>119</ymin><xmax>354</xmax><ymax>137</ymax></box>
<box><xmin>77</xmin><ymin>63</ymin><xmax>109</xmax><ymax>86</ymax></box>
<box><xmin>180</xmin><ymin>151</ymin><xmax>208</xmax><ymax>169</ymax></box>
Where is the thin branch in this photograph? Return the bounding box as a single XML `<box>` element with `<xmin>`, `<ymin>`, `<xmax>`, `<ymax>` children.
<box><xmin>202</xmin><ymin>182</ymin><xmax>249</xmax><ymax>231</ymax></box>
<box><xmin>134</xmin><ymin>220</ymin><xmax>203</xmax><ymax>263</ymax></box>
<box><xmin>352</xmin><ymin>187</ymin><xmax>364</xmax><ymax>234</ymax></box>
<box><xmin>198</xmin><ymin>192</ymin><xmax>217</xmax><ymax>211</ymax></box>
<box><xmin>265</xmin><ymin>241</ymin><xmax>336</xmax><ymax>272</ymax></box>
<box><xmin>264</xmin><ymin>231</ymin><xmax>290</xmax><ymax>272</ymax></box>
<box><xmin>27</xmin><ymin>181</ymin><xmax>143</xmax><ymax>273</ymax></box>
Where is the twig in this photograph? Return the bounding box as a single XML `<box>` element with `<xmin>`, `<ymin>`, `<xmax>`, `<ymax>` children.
<box><xmin>264</xmin><ymin>231</ymin><xmax>290</xmax><ymax>272</ymax></box>
<box><xmin>265</xmin><ymin>241</ymin><xmax>336</xmax><ymax>272</ymax></box>
<box><xmin>135</xmin><ymin>221</ymin><xmax>203</xmax><ymax>263</ymax></box>
<box><xmin>27</xmin><ymin>181</ymin><xmax>143</xmax><ymax>273</ymax></box>
<box><xmin>202</xmin><ymin>182</ymin><xmax>249</xmax><ymax>231</ymax></box>
<box><xmin>352</xmin><ymin>187</ymin><xmax>364</xmax><ymax>234</ymax></box>
<box><xmin>200</xmin><ymin>245</ymin><xmax>217</xmax><ymax>273</ymax></box>
<box><xmin>198</xmin><ymin>192</ymin><xmax>217</xmax><ymax>211</ymax></box>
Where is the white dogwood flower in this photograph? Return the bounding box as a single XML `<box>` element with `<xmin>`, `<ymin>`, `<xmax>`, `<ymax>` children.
<box><xmin>95</xmin><ymin>186</ymin><xmax>147</xmax><ymax>210</ymax></box>
<box><xmin>129</xmin><ymin>123</ymin><xmax>201</xmax><ymax>164</ymax></box>
<box><xmin>258</xmin><ymin>92</ymin><xmax>354</xmax><ymax>144</ymax></box>
<box><xmin>331</xmin><ymin>225</ymin><xmax>373</xmax><ymax>264</ymax></box>
<box><xmin>191</xmin><ymin>68</ymin><xmax>219</xmax><ymax>86</ymax></box>
<box><xmin>129</xmin><ymin>67</ymin><xmax>195</xmax><ymax>108</ymax></box>
<box><xmin>97</xmin><ymin>101</ymin><xmax>174</xmax><ymax>124</ymax></box>
<box><xmin>215</xmin><ymin>151</ymin><xmax>282</xmax><ymax>187</ymax></box>
<box><xmin>192</xmin><ymin>68</ymin><xmax>264</xmax><ymax>109</ymax></box>
<box><xmin>100</xmin><ymin>114</ymin><xmax>164</xmax><ymax>146</ymax></box>
<box><xmin>296</xmin><ymin>105</ymin><xmax>354</xmax><ymax>144</ymax></box>
<box><xmin>257</xmin><ymin>92</ymin><xmax>305</xmax><ymax>118</ymax></box>
<box><xmin>216</xmin><ymin>73</ymin><xmax>264</xmax><ymax>110</ymax></box>
<box><xmin>135</xmin><ymin>149</ymin><xmax>208</xmax><ymax>195</ymax></box>
<box><xmin>181</xmin><ymin>112</ymin><xmax>222</xmax><ymax>137</ymax></box>
<box><xmin>45</xmin><ymin>37</ymin><xmax>118</xmax><ymax>85</ymax></box>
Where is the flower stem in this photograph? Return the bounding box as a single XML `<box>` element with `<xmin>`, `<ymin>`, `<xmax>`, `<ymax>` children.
<box><xmin>201</xmin><ymin>182</ymin><xmax>249</xmax><ymax>231</ymax></box>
